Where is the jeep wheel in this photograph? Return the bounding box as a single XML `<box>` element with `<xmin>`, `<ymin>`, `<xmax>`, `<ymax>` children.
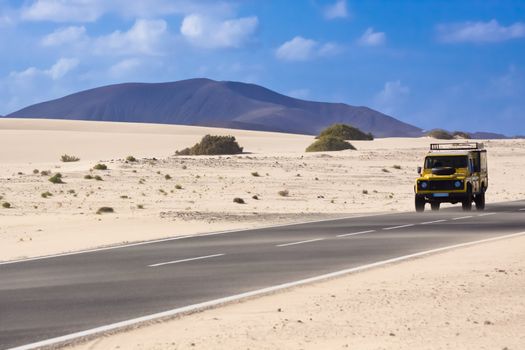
<box><xmin>415</xmin><ymin>196</ymin><xmax>425</xmax><ymax>212</ymax></box>
<box><xmin>431</xmin><ymin>202</ymin><xmax>440</xmax><ymax>211</ymax></box>
<box><xmin>475</xmin><ymin>192</ymin><xmax>486</xmax><ymax>211</ymax></box>
<box><xmin>462</xmin><ymin>187</ymin><xmax>473</xmax><ymax>211</ymax></box>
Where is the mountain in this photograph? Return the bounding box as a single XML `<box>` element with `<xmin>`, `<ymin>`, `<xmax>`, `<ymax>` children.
<box><xmin>6</xmin><ymin>78</ymin><xmax>422</xmax><ymax>137</ymax></box>
<box><xmin>469</xmin><ymin>131</ymin><xmax>509</xmax><ymax>140</ymax></box>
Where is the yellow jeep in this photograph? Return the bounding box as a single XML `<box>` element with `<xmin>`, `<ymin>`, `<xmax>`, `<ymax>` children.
<box><xmin>414</xmin><ymin>143</ymin><xmax>488</xmax><ymax>212</ymax></box>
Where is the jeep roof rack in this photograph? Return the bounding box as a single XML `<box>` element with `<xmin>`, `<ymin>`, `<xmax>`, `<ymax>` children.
<box><xmin>430</xmin><ymin>142</ymin><xmax>484</xmax><ymax>151</ymax></box>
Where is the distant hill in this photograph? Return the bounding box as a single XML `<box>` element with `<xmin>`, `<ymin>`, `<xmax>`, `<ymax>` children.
<box><xmin>6</xmin><ymin>78</ymin><xmax>422</xmax><ymax>137</ymax></box>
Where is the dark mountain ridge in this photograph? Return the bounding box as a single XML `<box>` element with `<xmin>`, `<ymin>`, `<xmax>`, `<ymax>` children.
<box><xmin>7</xmin><ymin>78</ymin><xmax>423</xmax><ymax>137</ymax></box>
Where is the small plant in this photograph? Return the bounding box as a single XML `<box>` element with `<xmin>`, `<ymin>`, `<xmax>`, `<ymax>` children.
<box><xmin>94</xmin><ymin>175</ymin><xmax>103</xmax><ymax>181</ymax></box>
<box><xmin>93</xmin><ymin>163</ymin><xmax>108</xmax><ymax>170</ymax></box>
<box><xmin>84</xmin><ymin>174</ymin><xmax>93</xmax><ymax>180</ymax></box>
<box><xmin>175</xmin><ymin>184</ymin><xmax>183</xmax><ymax>190</ymax></box>
<box><xmin>306</xmin><ymin>136</ymin><xmax>356</xmax><ymax>152</ymax></box>
<box><xmin>165</xmin><ymin>174</ymin><xmax>172</xmax><ymax>180</ymax></box>
<box><xmin>316</xmin><ymin>123</ymin><xmax>374</xmax><ymax>141</ymax></box>
<box><xmin>61</xmin><ymin>154</ymin><xmax>80</xmax><ymax>162</ymax></box>
<box><xmin>41</xmin><ymin>191</ymin><xmax>53</xmax><ymax>198</ymax></box>
<box><xmin>120</xmin><ymin>195</ymin><xmax>129</xmax><ymax>199</ymax></box>
<box><xmin>126</xmin><ymin>155</ymin><xmax>137</xmax><ymax>162</ymax></box>
<box><xmin>426</xmin><ymin>129</ymin><xmax>454</xmax><ymax>140</ymax></box>
<box><xmin>278</xmin><ymin>189</ymin><xmax>289</xmax><ymax>197</ymax></box>
<box><xmin>2</xmin><ymin>202</ymin><xmax>11</xmax><ymax>208</ymax></box>
<box><xmin>382</xmin><ymin>168</ymin><xmax>390</xmax><ymax>173</ymax></box>
<box><xmin>137</xmin><ymin>204</ymin><xmax>144</xmax><ymax>209</ymax></box>
<box><xmin>252</xmin><ymin>195</ymin><xmax>259</xmax><ymax>200</ymax></box>
<box><xmin>49</xmin><ymin>173</ymin><xmax>64</xmax><ymax>184</ymax></box>
<box><xmin>233</xmin><ymin>197</ymin><xmax>245</xmax><ymax>204</ymax></box>
<box><xmin>393</xmin><ymin>165</ymin><xmax>402</xmax><ymax>170</ymax></box>
<box><xmin>68</xmin><ymin>189</ymin><xmax>76</xmax><ymax>194</ymax></box>
<box><xmin>251</xmin><ymin>172</ymin><xmax>260</xmax><ymax>177</ymax></box>
<box><xmin>182</xmin><ymin>165</ymin><xmax>187</xmax><ymax>170</ymax></box>
<box><xmin>175</xmin><ymin>135</ymin><xmax>244</xmax><ymax>155</ymax></box>
<box><xmin>40</xmin><ymin>170</ymin><xmax>51</xmax><ymax>176</ymax></box>
<box><xmin>96</xmin><ymin>207</ymin><xmax>114</xmax><ymax>214</ymax></box>
<box><xmin>362</xmin><ymin>189</ymin><xmax>369</xmax><ymax>195</ymax></box>
<box><xmin>33</xmin><ymin>169</ymin><xmax>39</xmax><ymax>174</ymax></box>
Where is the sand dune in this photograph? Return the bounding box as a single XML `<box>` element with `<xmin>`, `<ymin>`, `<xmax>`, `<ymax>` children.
<box><xmin>1</xmin><ymin>118</ymin><xmax>524</xmax><ymax>261</ymax></box>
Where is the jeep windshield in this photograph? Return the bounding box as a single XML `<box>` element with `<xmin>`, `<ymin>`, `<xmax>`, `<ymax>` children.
<box><xmin>425</xmin><ymin>155</ymin><xmax>468</xmax><ymax>169</ymax></box>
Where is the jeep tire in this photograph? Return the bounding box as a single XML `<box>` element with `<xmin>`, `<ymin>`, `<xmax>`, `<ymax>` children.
<box><xmin>431</xmin><ymin>202</ymin><xmax>440</xmax><ymax>211</ymax></box>
<box><xmin>462</xmin><ymin>187</ymin><xmax>473</xmax><ymax>211</ymax></box>
<box><xmin>415</xmin><ymin>195</ymin><xmax>425</xmax><ymax>212</ymax></box>
<box><xmin>475</xmin><ymin>192</ymin><xmax>486</xmax><ymax>211</ymax></box>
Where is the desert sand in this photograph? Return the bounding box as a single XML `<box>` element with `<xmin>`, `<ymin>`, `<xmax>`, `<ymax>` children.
<box><xmin>1</xmin><ymin>118</ymin><xmax>525</xmax><ymax>261</ymax></box>
<box><xmin>2</xmin><ymin>118</ymin><xmax>525</xmax><ymax>349</ymax></box>
<box><xmin>72</xmin><ymin>232</ymin><xmax>525</xmax><ymax>350</ymax></box>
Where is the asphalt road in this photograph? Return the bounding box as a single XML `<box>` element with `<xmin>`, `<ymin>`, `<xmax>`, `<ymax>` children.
<box><xmin>1</xmin><ymin>200</ymin><xmax>525</xmax><ymax>349</ymax></box>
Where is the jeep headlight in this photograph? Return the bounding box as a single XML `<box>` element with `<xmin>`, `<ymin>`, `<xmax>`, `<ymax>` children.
<box><xmin>454</xmin><ymin>180</ymin><xmax>463</xmax><ymax>189</ymax></box>
<box><xmin>420</xmin><ymin>181</ymin><xmax>428</xmax><ymax>189</ymax></box>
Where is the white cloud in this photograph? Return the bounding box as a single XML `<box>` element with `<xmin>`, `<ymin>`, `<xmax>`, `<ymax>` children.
<box><xmin>437</xmin><ymin>19</ymin><xmax>525</xmax><ymax>43</ymax></box>
<box><xmin>180</xmin><ymin>14</ymin><xmax>258</xmax><ymax>49</ymax></box>
<box><xmin>324</xmin><ymin>0</ymin><xmax>348</xmax><ymax>20</ymax></box>
<box><xmin>20</xmin><ymin>0</ymin><xmax>235</xmax><ymax>23</ymax></box>
<box><xmin>109</xmin><ymin>58</ymin><xmax>141</xmax><ymax>77</ymax></box>
<box><xmin>41</xmin><ymin>25</ymin><xmax>87</xmax><ymax>46</ymax></box>
<box><xmin>358</xmin><ymin>27</ymin><xmax>386</xmax><ymax>46</ymax></box>
<box><xmin>0</xmin><ymin>14</ymin><xmax>14</xmax><ymax>27</ymax></box>
<box><xmin>95</xmin><ymin>19</ymin><xmax>168</xmax><ymax>55</ymax></box>
<box><xmin>47</xmin><ymin>57</ymin><xmax>79</xmax><ymax>79</ymax></box>
<box><xmin>9</xmin><ymin>57</ymin><xmax>79</xmax><ymax>81</ymax></box>
<box><xmin>374</xmin><ymin>80</ymin><xmax>410</xmax><ymax>115</ymax></box>
<box><xmin>276</xmin><ymin>36</ymin><xmax>340</xmax><ymax>61</ymax></box>
<box><xmin>21</xmin><ymin>0</ymin><xmax>106</xmax><ymax>22</ymax></box>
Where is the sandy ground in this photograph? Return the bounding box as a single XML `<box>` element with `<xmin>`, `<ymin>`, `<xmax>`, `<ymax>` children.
<box><xmin>1</xmin><ymin>118</ymin><xmax>525</xmax><ymax>261</ymax></box>
<box><xmin>72</xmin><ymin>232</ymin><xmax>525</xmax><ymax>350</ymax></box>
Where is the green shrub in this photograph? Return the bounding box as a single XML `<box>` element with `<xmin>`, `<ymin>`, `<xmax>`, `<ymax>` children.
<box><xmin>175</xmin><ymin>135</ymin><xmax>243</xmax><ymax>155</ymax></box>
<box><xmin>426</xmin><ymin>129</ymin><xmax>454</xmax><ymax>140</ymax></box>
<box><xmin>393</xmin><ymin>165</ymin><xmax>402</xmax><ymax>170</ymax></box>
<box><xmin>278</xmin><ymin>189</ymin><xmax>289</xmax><ymax>197</ymax></box>
<box><xmin>2</xmin><ymin>202</ymin><xmax>11</xmax><ymax>208</ymax></box>
<box><xmin>316</xmin><ymin>124</ymin><xmax>373</xmax><ymax>141</ymax></box>
<box><xmin>84</xmin><ymin>174</ymin><xmax>93</xmax><ymax>180</ymax></box>
<box><xmin>49</xmin><ymin>173</ymin><xmax>64</xmax><ymax>184</ymax></box>
<box><xmin>93</xmin><ymin>163</ymin><xmax>108</xmax><ymax>170</ymax></box>
<box><xmin>33</xmin><ymin>169</ymin><xmax>39</xmax><ymax>174</ymax></box>
<box><xmin>233</xmin><ymin>197</ymin><xmax>245</xmax><ymax>204</ymax></box>
<box><xmin>251</xmin><ymin>172</ymin><xmax>260</xmax><ymax>177</ymax></box>
<box><xmin>94</xmin><ymin>175</ymin><xmax>103</xmax><ymax>181</ymax></box>
<box><xmin>137</xmin><ymin>204</ymin><xmax>144</xmax><ymax>209</ymax></box>
<box><xmin>175</xmin><ymin>184</ymin><xmax>183</xmax><ymax>190</ymax></box>
<box><xmin>452</xmin><ymin>131</ymin><xmax>471</xmax><ymax>139</ymax></box>
<box><xmin>306</xmin><ymin>136</ymin><xmax>356</xmax><ymax>152</ymax></box>
<box><xmin>61</xmin><ymin>154</ymin><xmax>80</xmax><ymax>162</ymax></box>
<box><xmin>40</xmin><ymin>170</ymin><xmax>51</xmax><ymax>176</ymax></box>
<box><xmin>41</xmin><ymin>191</ymin><xmax>53</xmax><ymax>198</ymax></box>
<box><xmin>126</xmin><ymin>155</ymin><xmax>137</xmax><ymax>162</ymax></box>
<box><xmin>96</xmin><ymin>207</ymin><xmax>114</xmax><ymax>214</ymax></box>
<box><xmin>252</xmin><ymin>195</ymin><xmax>259</xmax><ymax>200</ymax></box>
<box><xmin>165</xmin><ymin>174</ymin><xmax>172</xmax><ymax>180</ymax></box>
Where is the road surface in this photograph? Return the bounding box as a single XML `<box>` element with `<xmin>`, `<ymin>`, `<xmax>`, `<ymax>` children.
<box><xmin>1</xmin><ymin>200</ymin><xmax>525</xmax><ymax>349</ymax></box>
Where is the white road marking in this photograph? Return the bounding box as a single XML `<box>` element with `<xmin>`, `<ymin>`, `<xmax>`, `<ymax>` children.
<box><xmin>451</xmin><ymin>216</ymin><xmax>473</xmax><ymax>220</ymax></box>
<box><xmin>11</xmin><ymin>230</ymin><xmax>525</xmax><ymax>350</ymax></box>
<box><xmin>148</xmin><ymin>254</ymin><xmax>224</xmax><ymax>267</ymax></box>
<box><xmin>276</xmin><ymin>238</ymin><xmax>324</xmax><ymax>247</ymax></box>
<box><xmin>337</xmin><ymin>230</ymin><xmax>375</xmax><ymax>238</ymax></box>
<box><xmin>383</xmin><ymin>224</ymin><xmax>415</xmax><ymax>231</ymax></box>
<box><xmin>0</xmin><ymin>212</ymin><xmax>395</xmax><ymax>266</ymax></box>
<box><xmin>420</xmin><ymin>219</ymin><xmax>447</xmax><ymax>225</ymax></box>
<box><xmin>477</xmin><ymin>212</ymin><xmax>496</xmax><ymax>217</ymax></box>
<box><xmin>520</xmin><ymin>208</ymin><xmax>525</xmax><ymax>211</ymax></box>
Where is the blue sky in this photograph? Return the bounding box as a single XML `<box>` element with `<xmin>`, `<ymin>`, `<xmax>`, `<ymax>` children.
<box><xmin>1</xmin><ymin>0</ymin><xmax>524</xmax><ymax>135</ymax></box>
